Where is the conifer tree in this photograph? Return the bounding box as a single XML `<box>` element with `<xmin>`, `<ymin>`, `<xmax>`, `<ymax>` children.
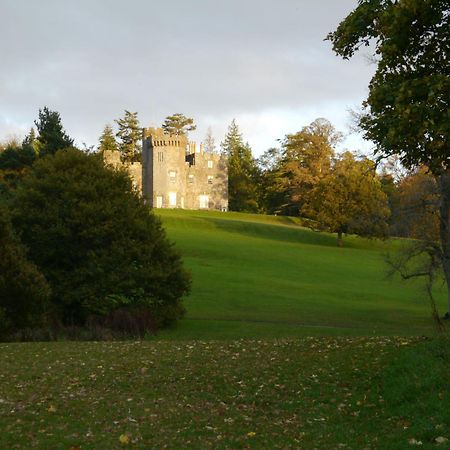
<box><xmin>115</xmin><ymin>111</ymin><xmax>141</xmax><ymax>163</ymax></box>
<box><xmin>221</xmin><ymin>120</ymin><xmax>259</xmax><ymax>212</ymax></box>
<box><xmin>98</xmin><ymin>124</ymin><xmax>118</xmax><ymax>154</ymax></box>
<box><xmin>162</xmin><ymin>113</ymin><xmax>196</xmax><ymax>136</ymax></box>
<box><xmin>35</xmin><ymin>107</ymin><xmax>74</xmax><ymax>157</ymax></box>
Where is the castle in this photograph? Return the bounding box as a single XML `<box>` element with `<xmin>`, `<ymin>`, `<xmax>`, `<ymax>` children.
<box><xmin>104</xmin><ymin>127</ymin><xmax>228</xmax><ymax>211</ymax></box>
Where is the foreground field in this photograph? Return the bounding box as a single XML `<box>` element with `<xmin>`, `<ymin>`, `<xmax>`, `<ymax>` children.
<box><xmin>1</xmin><ymin>338</ymin><xmax>449</xmax><ymax>449</ymax></box>
<box><xmin>157</xmin><ymin>209</ymin><xmax>447</xmax><ymax>339</ymax></box>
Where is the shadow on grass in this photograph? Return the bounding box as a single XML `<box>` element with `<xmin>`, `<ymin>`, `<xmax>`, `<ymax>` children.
<box><xmin>201</xmin><ymin>216</ymin><xmax>343</xmax><ymax>248</ymax></box>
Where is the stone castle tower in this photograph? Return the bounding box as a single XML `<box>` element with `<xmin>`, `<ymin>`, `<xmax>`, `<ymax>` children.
<box><xmin>104</xmin><ymin>128</ymin><xmax>228</xmax><ymax>211</ymax></box>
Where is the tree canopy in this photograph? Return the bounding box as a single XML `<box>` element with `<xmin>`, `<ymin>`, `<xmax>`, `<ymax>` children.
<box><xmin>0</xmin><ymin>207</ymin><xmax>50</xmax><ymax>335</ymax></box>
<box><xmin>115</xmin><ymin>110</ymin><xmax>141</xmax><ymax>163</ymax></box>
<box><xmin>35</xmin><ymin>107</ymin><xmax>73</xmax><ymax>157</ymax></box>
<box><xmin>327</xmin><ymin>0</ymin><xmax>449</xmax><ymax>174</ymax></box>
<box><xmin>221</xmin><ymin>120</ymin><xmax>259</xmax><ymax>212</ymax></box>
<box><xmin>304</xmin><ymin>152</ymin><xmax>390</xmax><ymax>246</ymax></box>
<box><xmin>98</xmin><ymin>124</ymin><xmax>119</xmax><ymax>154</ymax></box>
<box><xmin>162</xmin><ymin>113</ymin><xmax>196</xmax><ymax>136</ymax></box>
<box><xmin>328</xmin><ymin>0</ymin><xmax>450</xmax><ymax>312</ymax></box>
<box><xmin>11</xmin><ymin>148</ymin><xmax>191</xmax><ymax>326</ymax></box>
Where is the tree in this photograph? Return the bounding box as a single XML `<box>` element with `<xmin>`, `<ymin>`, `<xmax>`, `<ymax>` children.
<box><xmin>303</xmin><ymin>152</ymin><xmax>390</xmax><ymax>246</ymax></box>
<box><xmin>0</xmin><ymin>138</ymin><xmax>36</xmax><ymax>198</ymax></box>
<box><xmin>0</xmin><ymin>207</ymin><xmax>50</xmax><ymax>336</ymax></box>
<box><xmin>162</xmin><ymin>113</ymin><xmax>196</xmax><ymax>136</ymax></box>
<box><xmin>268</xmin><ymin>118</ymin><xmax>340</xmax><ymax>216</ymax></box>
<box><xmin>22</xmin><ymin>128</ymin><xmax>40</xmax><ymax>155</ymax></box>
<box><xmin>203</xmin><ymin>126</ymin><xmax>216</xmax><ymax>153</ymax></box>
<box><xmin>257</xmin><ymin>147</ymin><xmax>285</xmax><ymax>214</ymax></box>
<box><xmin>11</xmin><ymin>148</ymin><xmax>191</xmax><ymax>327</ymax></box>
<box><xmin>98</xmin><ymin>124</ymin><xmax>119</xmax><ymax>154</ymax></box>
<box><xmin>221</xmin><ymin>120</ymin><xmax>259</xmax><ymax>212</ymax></box>
<box><xmin>390</xmin><ymin>168</ymin><xmax>439</xmax><ymax>240</ymax></box>
<box><xmin>35</xmin><ymin>107</ymin><xmax>73</xmax><ymax>157</ymax></box>
<box><xmin>115</xmin><ymin>110</ymin><xmax>141</xmax><ymax>163</ymax></box>
<box><xmin>328</xmin><ymin>0</ymin><xmax>450</xmax><ymax>314</ymax></box>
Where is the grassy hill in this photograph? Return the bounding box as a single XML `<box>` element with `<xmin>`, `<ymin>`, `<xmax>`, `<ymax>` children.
<box><xmin>156</xmin><ymin>209</ymin><xmax>447</xmax><ymax>339</ymax></box>
<box><xmin>1</xmin><ymin>209</ymin><xmax>449</xmax><ymax>449</ymax></box>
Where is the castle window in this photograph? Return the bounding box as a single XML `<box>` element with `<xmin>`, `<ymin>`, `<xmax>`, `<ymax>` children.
<box><xmin>158</xmin><ymin>152</ymin><xmax>164</xmax><ymax>162</ymax></box>
<box><xmin>168</xmin><ymin>192</ymin><xmax>177</xmax><ymax>207</ymax></box>
<box><xmin>207</xmin><ymin>160</ymin><xmax>213</xmax><ymax>169</ymax></box>
<box><xmin>188</xmin><ymin>174</ymin><xmax>194</xmax><ymax>184</ymax></box>
<box><xmin>169</xmin><ymin>170</ymin><xmax>177</xmax><ymax>182</ymax></box>
<box><xmin>156</xmin><ymin>196</ymin><xmax>163</xmax><ymax>208</ymax></box>
<box><xmin>207</xmin><ymin>175</ymin><xmax>213</xmax><ymax>185</ymax></box>
<box><xmin>199</xmin><ymin>195</ymin><xmax>209</xmax><ymax>209</ymax></box>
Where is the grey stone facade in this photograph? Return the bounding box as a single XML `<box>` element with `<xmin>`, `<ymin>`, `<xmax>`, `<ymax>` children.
<box><xmin>104</xmin><ymin>128</ymin><xmax>228</xmax><ymax>211</ymax></box>
<box><xmin>142</xmin><ymin>128</ymin><xmax>228</xmax><ymax>210</ymax></box>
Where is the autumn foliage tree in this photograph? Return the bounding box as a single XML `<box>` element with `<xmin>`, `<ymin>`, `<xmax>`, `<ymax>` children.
<box><xmin>304</xmin><ymin>152</ymin><xmax>390</xmax><ymax>246</ymax></box>
<box><xmin>276</xmin><ymin>118</ymin><xmax>340</xmax><ymax>216</ymax></box>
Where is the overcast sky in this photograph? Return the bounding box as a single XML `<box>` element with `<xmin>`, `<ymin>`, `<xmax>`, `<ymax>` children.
<box><xmin>0</xmin><ymin>0</ymin><xmax>376</xmax><ymax>156</ymax></box>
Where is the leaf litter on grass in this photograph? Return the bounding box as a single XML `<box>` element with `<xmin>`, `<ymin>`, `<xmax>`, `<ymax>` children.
<box><xmin>0</xmin><ymin>337</ymin><xmax>447</xmax><ymax>449</ymax></box>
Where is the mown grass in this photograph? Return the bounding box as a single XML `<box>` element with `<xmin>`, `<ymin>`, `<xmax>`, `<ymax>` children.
<box><xmin>156</xmin><ymin>209</ymin><xmax>447</xmax><ymax>339</ymax></box>
<box><xmin>1</xmin><ymin>210</ymin><xmax>449</xmax><ymax>448</ymax></box>
<box><xmin>1</xmin><ymin>337</ymin><xmax>449</xmax><ymax>449</ymax></box>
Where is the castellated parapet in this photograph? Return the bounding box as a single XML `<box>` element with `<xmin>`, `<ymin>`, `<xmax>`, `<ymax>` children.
<box><xmin>142</xmin><ymin>127</ymin><xmax>228</xmax><ymax>210</ymax></box>
<box><xmin>104</xmin><ymin>128</ymin><xmax>228</xmax><ymax>211</ymax></box>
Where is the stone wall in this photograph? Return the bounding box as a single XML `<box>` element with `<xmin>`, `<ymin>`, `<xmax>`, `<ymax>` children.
<box><xmin>103</xmin><ymin>150</ymin><xmax>142</xmax><ymax>193</ymax></box>
<box><xmin>104</xmin><ymin>128</ymin><xmax>228</xmax><ymax>211</ymax></box>
<box><xmin>142</xmin><ymin>128</ymin><xmax>228</xmax><ymax>211</ymax></box>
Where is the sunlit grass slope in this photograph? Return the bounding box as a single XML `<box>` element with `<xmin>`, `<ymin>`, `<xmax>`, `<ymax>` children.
<box><xmin>156</xmin><ymin>209</ymin><xmax>447</xmax><ymax>339</ymax></box>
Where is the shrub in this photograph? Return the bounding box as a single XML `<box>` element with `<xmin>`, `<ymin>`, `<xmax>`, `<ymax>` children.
<box><xmin>0</xmin><ymin>207</ymin><xmax>51</xmax><ymax>336</ymax></box>
<box><xmin>11</xmin><ymin>148</ymin><xmax>191</xmax><ymax>327</ymax></box>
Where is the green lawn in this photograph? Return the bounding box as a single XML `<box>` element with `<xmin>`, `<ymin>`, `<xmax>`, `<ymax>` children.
<box><xmin>1</xmin><ymin>210</ymin><xmax>449</xmax><ymax>448</ymax></box>
<box><xmin>155</xmin><ymin>209</ymin><xmax>447</xmax><ymax>340</ymax></box>
<box><xmin>1</xmin><ymin>338</ymin><xmax>449</xmax><ymax>449</ymax></box>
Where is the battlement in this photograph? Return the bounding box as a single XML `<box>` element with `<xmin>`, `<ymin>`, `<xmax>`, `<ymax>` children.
<box><xmin>143</xmin><ymin>127</ymin><xmax>188</xmax><ymax>148</ymax></box>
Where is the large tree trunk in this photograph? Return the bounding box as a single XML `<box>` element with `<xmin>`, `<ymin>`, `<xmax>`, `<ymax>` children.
<box><xmin>337</xmin><ymin>231</ymin><xmax>343</xmax><ymax>247</ymax></box>
<box><xmin>439</xmin><ymin>169</ymin><xmax>450</xmax><ymax>317</ymax></box>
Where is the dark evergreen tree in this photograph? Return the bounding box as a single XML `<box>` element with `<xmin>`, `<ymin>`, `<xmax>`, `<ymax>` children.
<box><xmin>221</xmin><ymin>120</ymin><xmax>259</xmax><ymax>212</ymax></box>
<box><xmin>11</xmin><ymin>148</ymin><xmax>190</xmax><ymax>327</ymax></box>
<box><xmin>0</xmin><ymin>139</ymin><xmax>36</xmax><ymax>197</ymax></box>
<box><xmin>115</xmin><ymin>111</ymin><xmax>141</xmax><ymax>163</ymax></box>
<box><xmin>35</xmin><ymin>107</ymin><xmax>74</xmax><ymax>157</ymax></box>
<box><xmin>0</xmin><ymin>207</ymin><xmax>50</xmax><ymax>335</ymax></box>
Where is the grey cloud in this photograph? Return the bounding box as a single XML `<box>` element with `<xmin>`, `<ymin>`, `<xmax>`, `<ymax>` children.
<box><xmin>0</xmin><ymin>0</ymin><xmax>374</xmax><ymax>153</ymax></box>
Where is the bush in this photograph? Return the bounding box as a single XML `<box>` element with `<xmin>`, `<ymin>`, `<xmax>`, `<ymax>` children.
<box><xmin>0</xmin><ymin>207</ymin><xmax>51</xmax><ymax>336</ymax></box>
<box><xmin>11</xmin><ymin>148</ymin><xmax>191</xmax><ymax>328</ymax></box>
